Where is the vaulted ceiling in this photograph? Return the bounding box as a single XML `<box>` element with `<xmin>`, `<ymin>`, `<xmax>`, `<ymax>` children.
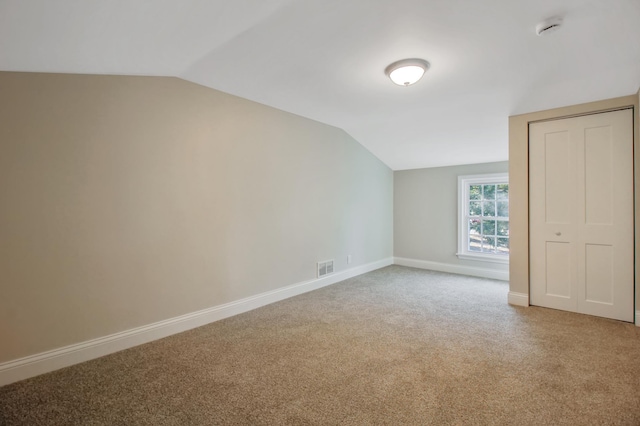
<box><xmin>1</xmin><ymin>0</ymin><xmax>638</xmax><ymax>170</ymax></box>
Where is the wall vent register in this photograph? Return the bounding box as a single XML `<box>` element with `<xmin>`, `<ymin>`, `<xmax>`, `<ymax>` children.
<box><xmin>317</xmin><ymin>260</ymin><xmax>334</xmax><ymax>278</ymax></box>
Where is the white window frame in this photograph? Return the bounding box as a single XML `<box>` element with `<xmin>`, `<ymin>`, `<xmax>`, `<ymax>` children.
<box><xmin>457</xmin><ymin>173</ymin><xmax>509</xmax><ymax>264</ymax></box>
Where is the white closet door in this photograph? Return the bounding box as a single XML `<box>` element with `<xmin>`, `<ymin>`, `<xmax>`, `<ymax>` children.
<box><xmin>529</xmin><ymin>109</ymin><xmax>634</xmax><ymax>322</ymax></box>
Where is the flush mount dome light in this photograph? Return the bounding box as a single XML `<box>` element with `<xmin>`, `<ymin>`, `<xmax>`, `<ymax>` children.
<box><xmin>385</xmin><ymin>58</ymin><xmax>430</xmax><ymax>86</ymax></box>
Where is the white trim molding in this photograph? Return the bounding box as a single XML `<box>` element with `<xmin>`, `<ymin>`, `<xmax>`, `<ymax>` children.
<box><xmin>456</xmin><ymin>252</ymin><xmax>509</xmax><ymax>264</ymax></box>
<box><xmin>393</xmin><ymin>257</ymin><xmax>509</xmax><ymax>281</ymax></box>
<box><xmin>0</xmin><ymin>257</ymin><xmax>393</xmax><ymax>387</ymax></box>
<box><xmin>636</xmin><ymin>311</ymin><xmax>640</xmax><ymax>327</ymax></box>
<box><xmin>508</xmin><ymin>291</ymin><xmax>529</xmax><ymax>307</ymax></box>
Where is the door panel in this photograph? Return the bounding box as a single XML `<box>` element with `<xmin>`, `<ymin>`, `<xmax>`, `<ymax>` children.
<box><xmin>530</xmin><ymin>124</ymin><xmax>577</xmax><ymax>313</ymax></box>
<box><xmin>584</xmin><ymin>127</ymin><xmax>613</xmax><ymax>225</ymax></box>
<box><xmin>529</xmin><ymin>109</ymin><xmax>634</xmax><ymax>322</ymax></box>
<box><xmin>584</xmin><ymin>244</ymin><xmax>613</xmax><ymax>304</ymax></box>
<box><xmin>545</xmin><ymin>242</ymin><xmax>572</xmax><ymax>299</ymax></box>
<box><xmin>544</xmin><ymin>131</ymin><xmax>572</xmax><ymax>224</ymax></box>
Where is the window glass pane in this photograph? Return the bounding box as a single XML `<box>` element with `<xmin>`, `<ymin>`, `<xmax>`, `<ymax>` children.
<box><xmin>497</xmin><ymin>184</ymin><xmax>509</xmax><ymax>200</ymax></box>
<box><xmin>497</xmin><ymin>237</ymin><xmax>509</xmax><ymax>254</ymax></box>
<box><xmin>482</xmin><ymin>236</ymin><xmax>495</xmax><ymax>252</ymax></box>
<box><xmin>483</xmin><ymin>185</ymin><xmax>496</xmax><ymax>200</ymax></box>
<box><xmin>482</xmin><ymin>201</ymin><xmax>495</xmax><ymax>217</ymax></box>
<box><xmin>497</xmin><ymin>221</ymin><xmax>509</xmax><ymax>236</ymax></box>
<box><xmin>469</xmin><ymin>240</ymin><xmax>482</xmax><ymax>252</ymax></box>
<box><xmin>469</xmin><ymin>201</ymin><xmax>482</xmax><ymax>216</ymax></box>
<box><xmin>482</xmin><ymin>220</ymin><xmax>496</xmax><ymax>236</ymax></box>
<box><xmin>469</xmin><ymin>185</ymin><xmax>482</xmax><ymax>200</ymax></box>
<box><xmin>469</xmin><ymin>218</ymin><xmax>481</xmax><ymax>235</ymax></box>
<box><xmin>497</xmin><ymin>201</ymin><xmax>509</xmax><ymax>217</ymax></box>
<box><xmin>469</xmin><ymin>219</ymin><xmax>482</xmax><ymax>251</ymax></box>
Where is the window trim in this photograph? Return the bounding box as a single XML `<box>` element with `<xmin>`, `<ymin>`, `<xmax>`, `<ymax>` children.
<box><xmin>457</xmin><ymin>173</ymin><xmax>509</xmax><ymax>264</ymax></box>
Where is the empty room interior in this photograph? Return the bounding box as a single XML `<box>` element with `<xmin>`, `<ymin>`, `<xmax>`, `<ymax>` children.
<box><xmin>1</xmin><ymin>0</ymin><xmax>640</xmax><ymax>424</ymax></box>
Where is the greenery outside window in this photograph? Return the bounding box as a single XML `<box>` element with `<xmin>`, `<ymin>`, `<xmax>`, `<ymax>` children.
<box><xmin>457</xmin><ymin>173</ymin><xmax>509</xmax><ymax>264</ymax></box>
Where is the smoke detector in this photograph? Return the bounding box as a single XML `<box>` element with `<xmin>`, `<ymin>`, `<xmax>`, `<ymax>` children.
<box><xmin>536</xmin><ymin>17</ymin><xmax>563</xmax><ymax>36</ymax></box>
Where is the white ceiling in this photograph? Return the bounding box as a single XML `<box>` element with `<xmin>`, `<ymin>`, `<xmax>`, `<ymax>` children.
<box><xmin>1</xmin><ymin>0</ymin><xmax>639</xmax><ymax>170</ymax></box>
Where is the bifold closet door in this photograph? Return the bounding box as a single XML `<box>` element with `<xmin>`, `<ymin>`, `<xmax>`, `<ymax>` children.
<box><xmin>529</xmin><ymin>109</ymin><xmax>634</xmax><ymax>322</ymax></box>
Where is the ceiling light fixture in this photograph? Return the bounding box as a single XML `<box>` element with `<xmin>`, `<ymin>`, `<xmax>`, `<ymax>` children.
<box><xmin>385</xmin><ymin>58</ymin><xmax>430</xmax><ymax>86</ymax></box>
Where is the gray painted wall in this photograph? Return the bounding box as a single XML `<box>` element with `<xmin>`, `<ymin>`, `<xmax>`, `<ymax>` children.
<box><xmin>394</xmin><ymin>161</ymin><xmax>509</xmax><ymax>273</ymax></box>
<box><xmin>0</xmin><ymin>72</ymin><xmax>393</xmax><ymax>363</ymax></box>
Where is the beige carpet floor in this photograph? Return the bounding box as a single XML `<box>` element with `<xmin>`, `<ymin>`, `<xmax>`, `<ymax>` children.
<box><xmin>1</xmin><ymin>265</ymin><xmax>640</xmax><ymax>425</ymax></box>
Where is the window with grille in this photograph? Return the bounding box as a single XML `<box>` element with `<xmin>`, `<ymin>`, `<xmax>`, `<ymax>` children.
<box><xmin>457</xmin><ymin>173</ymin><xmax>509</xmax><ymax>263</ymax></box>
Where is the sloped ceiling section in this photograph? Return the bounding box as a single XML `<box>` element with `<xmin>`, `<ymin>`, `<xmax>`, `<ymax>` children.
<box><xmin>1</xmin><ymin>0</ymin><xmax>639</xmax><ymax>170</ymax></box>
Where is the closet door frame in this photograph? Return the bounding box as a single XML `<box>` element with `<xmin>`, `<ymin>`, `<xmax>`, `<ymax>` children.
<box><xmin>508</xmin><ymin>94</ymin><xmax>639</xmax><ymax>325</ymax></box>
<box><xmin>529</xmin><ymin>109</ymin><xmax>634</xmax><ymax>321</ymax></box>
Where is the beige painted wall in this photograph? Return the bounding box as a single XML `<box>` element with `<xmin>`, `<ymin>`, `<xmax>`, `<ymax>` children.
<box><xmin>0</xmin><ymin>72</ymin><xmax>393</xmax><ymax>363</ymax></box>
<box><xmin>509</xmin><ymin>94</ymin><xmax>639</xmax><ymax>311</ymax></box>
<box><xmin>394</xmin><ymin>161</ymin><xmax>509</xmax><ymax>272</ymax></box>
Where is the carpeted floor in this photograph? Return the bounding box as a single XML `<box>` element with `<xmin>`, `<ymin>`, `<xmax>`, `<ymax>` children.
<box><xmin>1</xmin><ymin>265</ymin><xmax>640</xmax><ymax>425</ymax></box>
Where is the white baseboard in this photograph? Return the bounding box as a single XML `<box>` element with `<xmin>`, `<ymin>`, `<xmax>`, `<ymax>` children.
<box><xmin>508</xmin><ymin>291</ymin><xmax>530</xmax><ymax>307</ymax></box>
<box><xmin>636</xmin><ymin>311</ymin><xmax>640</xmax><ymax>327</ymax></box>
<box><xmin>393</xmin><ymin>257</ymin><xmax>509</xmax><ymax>281</ymax></box>
<box><xmin>0</xmin><ymin>257</ymin><xmax>392</xmax><ymax>387</ymax></box>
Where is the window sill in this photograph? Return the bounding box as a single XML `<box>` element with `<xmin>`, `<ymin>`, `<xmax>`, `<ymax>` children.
<box><xmin>456</xmin><ymin>253</ymin><xmax>509</xmax><ymax>265</ymax></box>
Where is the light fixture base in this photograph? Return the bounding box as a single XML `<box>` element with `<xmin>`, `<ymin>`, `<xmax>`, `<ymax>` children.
<box><xmin>385</xmin><ymin>58</ymin><xmax>430</xmax><ymax>86</ymax></box>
